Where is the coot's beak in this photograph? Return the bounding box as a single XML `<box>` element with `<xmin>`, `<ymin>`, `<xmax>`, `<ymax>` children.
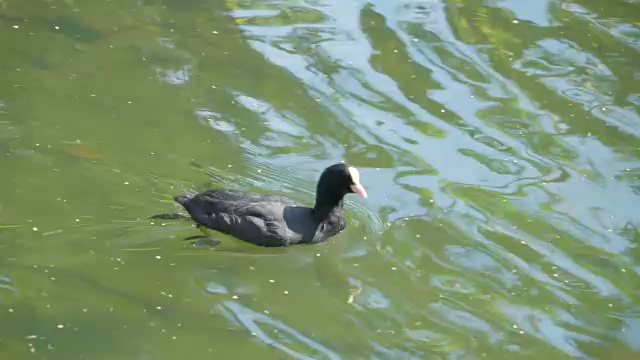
<box><xmin>350</xmin><ymin>183</ymin><xmax>368</xmax><ymax>198</ymax></box>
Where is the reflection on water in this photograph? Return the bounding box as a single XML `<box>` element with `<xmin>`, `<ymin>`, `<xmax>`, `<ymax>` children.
<box><xmin>220</xmin><ymin>300</ymin><xmax>341</xmax><ymax>360</ymax></box>
<box><xmin>0</xmin><ymin>0</ymin><xmax>639</xmax><ymax>359</ymax></box>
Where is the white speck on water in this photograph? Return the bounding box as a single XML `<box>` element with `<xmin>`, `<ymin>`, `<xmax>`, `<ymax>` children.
<box><xmin>316</xmin><ymin>253</ymin><xmax>320</xmax><ymax>257</ymax></box>
<box><xmin>54</xmin><ymin>25</ymin><xmax>60</xmax><ymax>30</ymax></box>
<box><xmin>82</xmin><ymin>308</ymin><xmax>87</xmax><ymax>312</ymax></box>
<box><xmin>155</xmin><ymin>255</ymin><xmax>161</xmax><ymax>260</ymax></box>
<box><xmin>57</xmin><ymin>324</ymin><xmax>64</xmax><ymax>329</ymax></box>
<box><xmin>75</xmin><ymin>219</ymin><xmax>80</xmax><ymax>222</ymax></box>
<box><xmin>8</xmin><ymin>308</ymin><xmax>14</xmax><ymax>312</ymax></box>
<box><xmin>263</xmin><ymin>310</ymin><xmax>269</xmax><ymax>314</ymax></box>
<box><xmin>249</xmin><ymin>266</ymin><xmax>255</xmax><ymax>270</ymax></box>
<box><xmin>156</xmin><ymin>306</ymin><xmax>162</xmax><ymax>310</ymax></box>
<box><xmin>33</xmin><ymin>227</ymin><xmax>38</xmax><ymax>231</ymax></box>
<box><xmin>13</xmin><ymin>25</ymin><xmax>19</xmax><ymax>29</ymax></box>
<box><xmin>440</xmin><ymin>109</ymin><xmax>445</xmax><ymax>113</ymax></box>
<box><xmin>521</xmin><ymin>241</ymin><xmax>526</xmax><ymax>244</ymax></box>
<box><xmin>391</xmin><ymin>267</ymin><xmax>397</xmax><ymax>271</ymax></box>
<box><xmin>172</xmin><ymin>336</ymin><xmax>177</xmax><ymax>340</ymax></box>
<box><xmin>608</xmin><ymin>304</ymin><xmax>613</xmax><ymax>307</ymax></box>
<box><xmin>269</xmin><ymin>279</ymin><xmax>275</xmax><ymax>283</ymax></box>
<box><xmin>416</xmin><ymin>234</ymin><xmax>421</xmax><ymax>238</ymax></box>
<box><xmin>124</xmin><ymin>182</ymin><xmax>129</xmax><ymax>185</ymax></box>
<box><xmin>512</xmin><ymin>20</ymin><xmax>519</xmax><ymax>24</ymax></box>
<box><xmin>512</xmin><ymin>324</ymin><xmax>518</xmax><ymax>328</ymax></box>
<box><xmin>251</xmin><ymin>332</ymin><xmax>256</xmax><ymax>336</ymax></box>
<box><xmin>622</xmin><ymin>269</ymin><xmax>626</xmax><ymax>272</ymax></box>
<box><xmin>232</xmin><ymin>295</ymin><xmax>238</xmax><ymax>299</ymax></box>
<box><xmin>519</xmin><ymin>330</ymin><xmax>524</xmax><ymax>334</ymax></box>
<box><xmin>283</xmin><ymin>290</ymin><xmax>289</xmax><ymax>295</ymax></box>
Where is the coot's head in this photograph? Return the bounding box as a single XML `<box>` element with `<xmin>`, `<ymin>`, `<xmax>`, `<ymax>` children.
<box><xmin>317</xmin><ymin>163</ymin><xmax>368</xmax><ymax>199</ymax></box>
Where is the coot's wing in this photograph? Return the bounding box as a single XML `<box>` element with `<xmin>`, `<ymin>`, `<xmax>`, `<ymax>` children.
<box><xmin>196</xmin><ymin>189</ymin><xmax>298</xmax><ymax>207</ymax></box>
<box><xmin>212</xmin><ymin>201</ymin><xmax>294</xmax><ymax>246</ymax></box>
<box><xmin>181</xmin><ymin>190</ymin><xmax>296</xmax><ymax>246</ymax></box>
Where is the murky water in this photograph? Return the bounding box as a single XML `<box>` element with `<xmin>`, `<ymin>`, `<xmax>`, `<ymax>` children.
<box><xmin>1</xmin><ymin>0</ymin><xmax>639</xmax><ymax>359</ymax></box>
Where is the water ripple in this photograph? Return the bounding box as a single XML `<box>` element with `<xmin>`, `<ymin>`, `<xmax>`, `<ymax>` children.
<box><xmin>220</xmin><ymin>300</ymin><xmax>341</xmax><ymax>360</ymax></box>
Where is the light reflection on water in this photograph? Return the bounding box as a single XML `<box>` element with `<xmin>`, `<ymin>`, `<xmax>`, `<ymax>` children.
<box><xmin>220</xmin><ymin>0</ymin><xmax>639</xmax><ymax>357</ymax></box>
<box><xmin>221</xmin><ymin>300</ymin><xmax>342</xmax><ymax>360</ymax></box>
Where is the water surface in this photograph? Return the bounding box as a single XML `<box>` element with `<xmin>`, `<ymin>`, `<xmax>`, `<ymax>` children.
<box><xmin>1</xmin><ymin>0</ymin><xmax>639</xmax><ymax>359</ymax></box>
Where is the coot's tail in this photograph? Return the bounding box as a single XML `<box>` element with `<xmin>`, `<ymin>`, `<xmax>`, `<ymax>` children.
<box><xmin>148</xmin><ymin>195</ymin><xmax>192</xmax><ymax>220</ymax></box>
<box><xmin>149</xmin><ymin>213</ymin><xmax>189</xmax><ymax>220</ymax></box>
<box><xmin>174</xmin><ymin>195</ymin><xmax>191</xmax><ymax>206</ymax></box>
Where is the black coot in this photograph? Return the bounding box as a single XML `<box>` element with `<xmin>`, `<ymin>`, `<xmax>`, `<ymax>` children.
<box><xmin>174</xmin><ymin>163</ymin><xmax>368</xmax><ymax>247</ymax></box>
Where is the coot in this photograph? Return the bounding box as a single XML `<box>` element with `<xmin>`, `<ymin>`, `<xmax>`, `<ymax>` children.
<box><xmin>174</xmin><ymin>163</ymin><xmax>368</xmax><ymax>247</ymax></box>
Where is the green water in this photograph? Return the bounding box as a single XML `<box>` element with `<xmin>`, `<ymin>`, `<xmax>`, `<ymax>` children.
<box><xmin>1</xmin><ymin>0</ymin><xmax>639</xmax><ymax>358</ymax></box>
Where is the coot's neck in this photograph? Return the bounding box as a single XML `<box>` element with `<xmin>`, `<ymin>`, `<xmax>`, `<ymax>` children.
<box><xmin>313</xmin><ymin>187</ymin><xmax>345</xmax><ymax>222</ymax></box>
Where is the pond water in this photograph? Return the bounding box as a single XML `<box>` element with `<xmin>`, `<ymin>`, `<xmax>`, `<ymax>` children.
<box><xmin>1</xmin><ymin>0</ymin><xmax>639</xmax><ymax>359</ymax></box>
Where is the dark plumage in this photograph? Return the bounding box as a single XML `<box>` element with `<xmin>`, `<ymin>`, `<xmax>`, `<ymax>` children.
<box><xmin>174</xmin><ymin>163</ymin><xmax>368</xmax><ymax>247</ymax></box>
